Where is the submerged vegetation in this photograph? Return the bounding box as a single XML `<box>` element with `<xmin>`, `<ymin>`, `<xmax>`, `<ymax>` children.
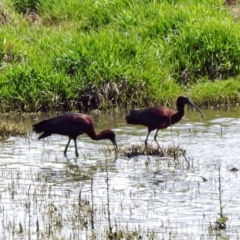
<box><xmin>0</xmin><ymin>0</ymin><xmax>240</xmax><ymax>111</ymax></box>
<box><xmin>122</xmin><ymin>143</ymin><xmax>186</xmax><ymax>159</ymax></box>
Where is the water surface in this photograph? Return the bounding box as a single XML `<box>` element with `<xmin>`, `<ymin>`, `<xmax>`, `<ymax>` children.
<box><xmin>0</xmin><ymin>108</ymin><xmax>240</xmax><ymax>239</ymax></box>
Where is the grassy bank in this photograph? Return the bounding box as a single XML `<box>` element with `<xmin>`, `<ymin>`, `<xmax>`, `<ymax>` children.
<box><xmin>0</xmin><ymin>0</ymin><xmax>240</xmax><ymax>112</ymax></box>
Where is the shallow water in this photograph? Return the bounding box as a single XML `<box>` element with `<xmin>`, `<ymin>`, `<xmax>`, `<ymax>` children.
<box><xmin>0</xmin><ymin>108</ymin><xmax>240</xmax><ymax>239</ymax></box>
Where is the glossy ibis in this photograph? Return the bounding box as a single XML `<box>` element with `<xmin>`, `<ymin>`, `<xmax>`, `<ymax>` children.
<box><xmin>125</xmin><ymin>96</ymin><xmax>203</xmax><ymax>152</ymax></box>
<box><xmin>33</xmin><ymin>113</ymin><xmax>117</xmax><ymax>157</ymax></box>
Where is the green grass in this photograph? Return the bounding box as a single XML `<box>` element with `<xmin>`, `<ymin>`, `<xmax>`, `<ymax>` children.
<box><xmin>191</xmin><ymin>77</ymin><xmax>240</xmax><ymax>106</ymax></box>
<box><xmin>0</xmin><ymin>0</ymin><xmax>240</xmax><ymax>111</ymax></box>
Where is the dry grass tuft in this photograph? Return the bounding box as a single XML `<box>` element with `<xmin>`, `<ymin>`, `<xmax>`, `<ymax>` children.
<box><xmin>0</xmin><ymin>11</ymin><xmax>8</xmax><ymax>25</ymax></box>
<box><xmin>0</xmin><ymin>120</ymin><xmax>27</xmax><ymax>139</ymax></box>
<box><xmin>120</xmin><ymin>143</ymin><xmax>186</xmax><ymax>158</ymax></box>
<box><xmin>25</xmin><ymin>12</ymin><xmax>42</xmax><ymax>25</ymax></box>
<box><xmin>224</xmin><ymin>0</ymin><xmax>240</xmax><ymax>21</ymax></box>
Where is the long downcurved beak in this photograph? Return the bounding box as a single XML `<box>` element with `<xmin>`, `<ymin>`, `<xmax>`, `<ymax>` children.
<box><xmin>112</xmin><ymin>140</ymin><xmax>118</xmax><ymax>149</ymax></box>
<box><xmin>188</xmin><ymin>101</ymin><xmax>204</xmax><ymax>118</ymax></box>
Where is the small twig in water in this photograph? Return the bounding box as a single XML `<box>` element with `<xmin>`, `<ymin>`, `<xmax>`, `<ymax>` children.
<box><xmin>90</xmin><ymin>178</ymin><xmax>94</xmax><ymax>230</ymax></box>
<box><xmin>211</xmin><ymin>164</ymin><xmax>228</xmax><ymax>231</ymax></box>
<box><xmin>169</xmin><ymin>116</ymin><xmax>190</xmax><ymax>167</ymax></box>
<box><xmin>78</xmin><ymin>184</ymin><xmax>83</xmax><ymax>237</ymax></box>
<box><xmin>106</xmin><ymin>161</ymin><xmax>112</xmax><ymax>235</ymax></box>
<box><xmin>28</xmin><ymin>184</ymin><xmax>31</xmax><ymax>240</ymax></box>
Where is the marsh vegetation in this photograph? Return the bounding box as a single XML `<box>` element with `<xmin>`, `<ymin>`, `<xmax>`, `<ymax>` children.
<box><xmin>1</xmin><ymin>0</ymin><xmax>240</xmax><ymax>111</ymax></box>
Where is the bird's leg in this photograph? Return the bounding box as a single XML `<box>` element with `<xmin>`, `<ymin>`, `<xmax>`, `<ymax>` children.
<box><xmin>144</xmin><ymin>131</ymin><xmax>151</xmax><ymax>154</ymax></box>
<box><xmin>154</xmin><ymin>129</ymin><xmax>164</xmax><ymax>154</ymax></box>
<box><xmin>73</xmin><ymin>138</ymin><xmax>79</xmax><ymax>158</ymax></box>
<box><xmin>64</xmin><ymin>138</ymin><xmax>72</xmax><ymax>157</ymax></box>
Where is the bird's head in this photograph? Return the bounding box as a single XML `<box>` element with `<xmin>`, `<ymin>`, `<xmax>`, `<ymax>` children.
<box><xmin>101</xmin><ymin>129</ymin><xmax>118</xmax><ymax>149</ymax></box>
<box><xmin>177</xmin><ymin>96</ymin><xmax>204</xmax><ymax>118</ymax></box>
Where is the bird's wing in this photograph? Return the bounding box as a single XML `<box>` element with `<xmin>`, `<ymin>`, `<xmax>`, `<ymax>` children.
<box><xmin>126</xmin><ymin>107</ymin><xmax>175</xmax><ymax>130</ymax></box>
<box><xmin>33</xmin><ymin>113</ymin><xmax>92</xmax><ymax>133</ymax></box>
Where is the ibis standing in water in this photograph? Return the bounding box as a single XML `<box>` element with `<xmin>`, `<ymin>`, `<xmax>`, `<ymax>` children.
<box><xmin>33</xmin><ymin>113</ymin><xmax>117</xmax><ymax>157</ymax></box>
<box><xmin>125</xmin><ymin>96</ymin><xmax>203</xmax><ymax>152</ymax></box>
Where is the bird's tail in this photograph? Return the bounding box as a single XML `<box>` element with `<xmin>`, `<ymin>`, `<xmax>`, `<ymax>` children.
<box><xmin>125</xmin><ymin>109</ymin><xmax>140</xmax><ymax>124</ymax></box>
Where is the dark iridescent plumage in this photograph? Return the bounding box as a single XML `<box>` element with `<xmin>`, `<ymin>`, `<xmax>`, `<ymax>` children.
<box><xmin>33</xmin><ymin>113</ymin><xmax>117</xmax><ymax>157</ymax></box>
<box><xmin>125</xmin><ymin>96</ymin><xmax>203</xmax><ymax>151</ymax></box>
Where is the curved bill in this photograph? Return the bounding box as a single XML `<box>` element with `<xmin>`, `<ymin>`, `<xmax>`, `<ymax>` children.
<box><xmin>112</xmin><ymin>140</ymin><xmax>118</xmax><ymax>149</ymax></box>
<box><xmin>188</xmin><ymin>100</ymin><xmax>204</xmax><ymax>118</ymax></box>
